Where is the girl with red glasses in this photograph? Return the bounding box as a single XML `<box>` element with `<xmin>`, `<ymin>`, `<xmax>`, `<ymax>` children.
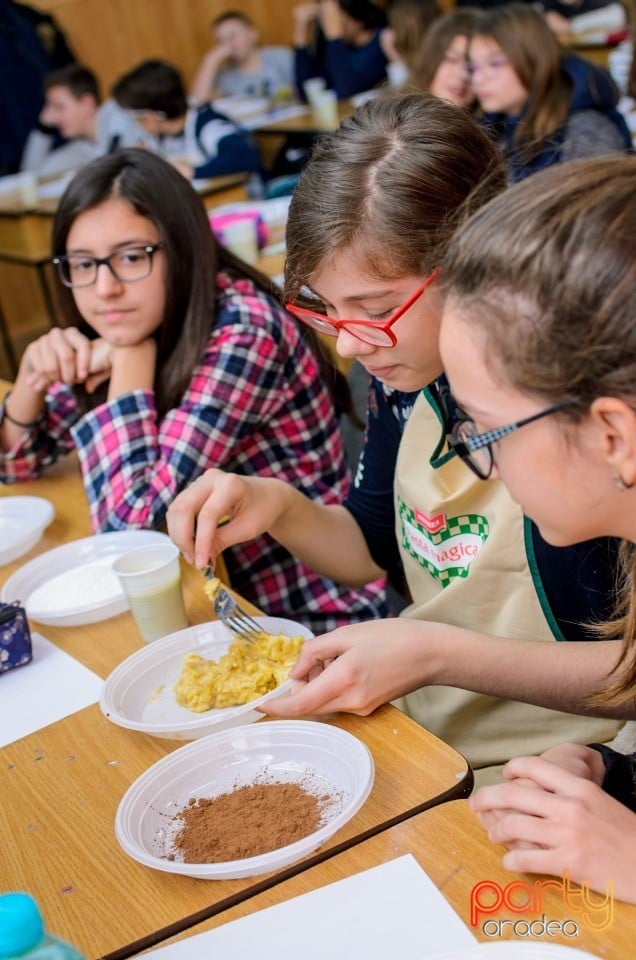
<box><xmin>168</xmin><ymin>96</ymin><xmax>625</xmax><ymax>783</ymax></box>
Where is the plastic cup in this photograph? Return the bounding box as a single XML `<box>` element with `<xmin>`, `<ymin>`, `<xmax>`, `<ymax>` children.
<box><xmin>221</xmin><ymin>217</ymin><xmax>259</xmax><ymax>265</ymax></box>
<box><xmin>311</xmin><ymin>89</ymin><xmax>338</xmax><ymax>127</ymax></box>
<box><xmin>387</xmin><ymin>60</ymin><xmax>409</xmax><ymax>88</ymax></box>
<box><xmin>303</xmin><ymin>77</ymin><xmax>327</xmax><ymax>107</ymax></box>
<box><xmin>17</xmin><ymin>173</ymin><xmax>38</xmax><ymax>208</ymax></box>
<box><xmin>113</xmin><ymin>542</ymin><xmax>188</xmax><ymax>643</ymax></box>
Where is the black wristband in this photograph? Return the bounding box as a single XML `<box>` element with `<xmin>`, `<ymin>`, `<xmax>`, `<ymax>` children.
<box><xmin>588</xmin><ymin>742</ymin><xmax>636</xmax><ymax>812</ymax></box>
<box><xmin>2</xmin><ymin>391</ymin><xmax>42</xmax><ymax>429</ymax></box>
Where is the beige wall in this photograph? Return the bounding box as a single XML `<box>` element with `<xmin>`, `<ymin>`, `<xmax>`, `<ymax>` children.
<box><xmin>25</xmin><ymin>0</ymin><xmax>298</xmax><ymax>92</ymax></box>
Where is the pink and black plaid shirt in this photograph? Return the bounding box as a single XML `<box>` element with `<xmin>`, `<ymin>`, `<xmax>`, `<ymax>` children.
<box><xmin>0</xmin><ymin>273</ymin><xmax>386</xmax><ymax>631</ymax></box>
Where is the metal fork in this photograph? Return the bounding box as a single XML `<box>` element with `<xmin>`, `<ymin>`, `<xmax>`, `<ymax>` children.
<box><xmin>214</xmin><ymin>589</ymin><xmax>264</xmax><ymax>643</ymax></box>
<box><xmin>201</xmin><ymin>564</ymin><xmax>262</xmax><ymax>642</ymax></box>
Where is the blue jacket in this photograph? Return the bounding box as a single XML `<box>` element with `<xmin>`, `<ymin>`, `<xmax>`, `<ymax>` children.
<box><xmin>295</xmin><ymin>31</ymin><xmax>388</xmax><ymax>99</ymax></box>
<box><xmin>152</xmin><ymin>103</ymin><xmax>261</xmax><ymax>180</ymax></box>
<box><xmin>482</xmin><ymin>54</ymin><xmax>632</xmax><ymax>181</ymax></box>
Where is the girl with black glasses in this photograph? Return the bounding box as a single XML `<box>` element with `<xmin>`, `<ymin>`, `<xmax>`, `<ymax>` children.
<box><xmin>440</xmin><ymin>155</ymin><xmax>636</xmax><ymax>901</ymax></box>
<box><xmin>0</xmin><ymin>148</ymin><xmax>385</xmax><ymax>632</ymax></box>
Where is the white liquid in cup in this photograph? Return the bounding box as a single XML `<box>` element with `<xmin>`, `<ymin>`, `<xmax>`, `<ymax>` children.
<box><xmin>311</xmin><ymin>89</ymin><xmax>338</xmax><ymax>127</ymax></box>
<box><xmin>303</xmin><ymin>77</ymin><xmax>327</xmax><ymax>107</ymax></box>
<box><xmin>387</xmin><ymin>60</ymin><xmax>409</xmax><ymax>88</ymax></box>
<box><xmin>221</xmin><ymin>217</ymin><xmax>259</xmax><ymax>265</ymax></box>
<box><xmin>17</xmin><ymin>173</ymin><xmax>38</xmax><ymax>208</ymax></box>
<box><xmin>113</xmin><ymin>542</ymin><xmax>188</xmax><ymax>643</ymax></box>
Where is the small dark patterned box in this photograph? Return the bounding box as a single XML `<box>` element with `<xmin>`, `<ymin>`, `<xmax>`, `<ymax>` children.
<box><xmin>0</xmin><ymin>601</ymin><xmax>32</xmax><ymax>674</ymax></box>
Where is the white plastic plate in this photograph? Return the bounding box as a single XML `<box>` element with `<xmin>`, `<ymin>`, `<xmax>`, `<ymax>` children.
<box><xmin>100</xmin><ymin>616</ymin><xmax>314</xmax><ymax>739</ymax></box>
<box><xmin>1</xmin><ymin>529</ymin><xmax>171</xmax><ymax>626</ymax></box>
<box><xmin>115</xmin><ymin>719</ymin><xmax>374</xmax><ymax>879</ymax></box>
<box><xmin>0</xmin><ymin>496</ymin><xmax>54</xmax><ymax>566</ymax></box>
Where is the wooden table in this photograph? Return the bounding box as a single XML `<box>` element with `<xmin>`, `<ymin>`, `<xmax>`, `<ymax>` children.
<box><xmin>144</xmin><ymin>799</ymin><xmax>636</xmax><ymax>960</ymax></box>
<box><xmin>251</xmin><ymin>100</ymin><xmax>355</xmax><ymax>174</ymax></box>
<box><xmin>0</xmin><ymin>458</ymin><xmax>472</xmax><ymax>959</ymax></box>
<box><xmin>252</xmin><ymin>100</ymin><xmax>355</xmax><ymax>136</ymax></box>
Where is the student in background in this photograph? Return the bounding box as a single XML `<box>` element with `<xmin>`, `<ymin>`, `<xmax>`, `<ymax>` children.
<box><xmin>20</xmin><ymin>65</ymin><xmax>145</xmax><ymax>179</ymax></box>
<box><xmin>294</xmin><ymin>0</ymin><xmax>390</xmax><ymax>98</ymax></box>
<box><xmin>168</xmin><ymin>95</ymin><xmax>624</xmax><ymax>784</ymax></box>
<box><xmin>0</xmin><ymin>0</ymin><xmax>75</xmax><ymax>175</ymax></box>
<box><xmin>111</xmin><ymin>59</ymin><xmax>261</xmax><ymax>182</ymax></box>
<box><xmin>608</xmin><ymin>0</ymin><xmax>636</xmax><ymax>134</ymax></box>
<box><xmin>0</xmin><ymin>148</ymin><xmax>385</xmax><ymax>632</ymax></box>
<box><xmin>543</xmin><ymin>0</ymin><xmax>627</xmax><ymax>42</ymax></box>
<box><xmin>190</xmin><ymin>10</ymin><xmax>294</xmax><ymax>103</ymax></box>
<box><xmin>469</xmin><ymin>4</ymin><xmax>631</xmax><ymax>182</ymax></box>
<box><xmin>438</xmin><ymin>155</ymin><xmax>636</xmax><ymax>902</ymax></box>
<box><xmin>383</xmin><ymin>0</ymin><xmax>441</xmax><ymax>87</ymax></box>
<box><xmin>408</xmin><ymin>8</ymin><xmax>480</xmax><ymax>109</ymax></box>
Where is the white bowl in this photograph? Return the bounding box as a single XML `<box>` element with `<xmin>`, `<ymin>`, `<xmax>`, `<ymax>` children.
<box><xmin>115</xmin><ymin>720</ymin><xmax>374</xmax><ymax>879</ymax></box>
<box><xmin>100</xmin><ymin>616</ymin><xmax>314</xmax><ymax>739</ymax></box>
<box><xmin>1</xmin><ymin>530</ymin><xmax>170</xmax><ymax>626</ymax></box>
<box><xmin>0</xmin><ymin>496</ymin><xmax>55</xmax><ymax>566</ymax></box>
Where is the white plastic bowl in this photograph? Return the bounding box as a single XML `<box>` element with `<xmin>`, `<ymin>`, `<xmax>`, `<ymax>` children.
<box><xmin>0</xmin><ymin>496</ymin><xmax>55</xmax><ymax>566</ymax></box>
<box><xmin>115</xmin><ymin>719</ymin><xmax>374</xmax><ymax>879</ymax></box>
<box><xmin>1</xmin><ymin>530</ymin><xmax>170</xmax><ymax>626</ymax></box>
<box><xmin>100</xmin><ymin>616</ymin><xmax>314</xmax><ymax>739</ymax></box>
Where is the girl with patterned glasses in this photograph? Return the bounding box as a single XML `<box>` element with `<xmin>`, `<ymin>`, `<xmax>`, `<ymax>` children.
<box><xmin>469</xmin><ymin>4</ymin><xmax>631</xmax><ymax>182</ymax></box>
<box><xmin>408</xmin><ymin>8</ymin><xmax>481</xmax><ymax>111</ymax></box>
<box><xmin>168</xmin><ymin>95</ymin><xmax>626</xmax><ymax>784</ymax></box>
<box><xmin>0</xmin><ymin>148</ymin><xmax>385</xmax><ymax>633</ymax></box>
<box><xmin>439</xmin><ymin>155</ymin><xmax>636</xmax><ymax>902</ymax></box>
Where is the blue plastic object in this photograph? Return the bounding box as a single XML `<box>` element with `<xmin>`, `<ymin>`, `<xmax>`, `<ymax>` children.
<box><xmin>0</xmin><ymin>894</ymin><xmax>84</xmax><ymax>960</ymax></box>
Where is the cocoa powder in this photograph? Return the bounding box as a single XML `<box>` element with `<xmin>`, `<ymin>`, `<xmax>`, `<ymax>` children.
<box><xmin>170</xmin><ymin>780</ymin><xmax>332</xmax><ymax>863</ymax></box>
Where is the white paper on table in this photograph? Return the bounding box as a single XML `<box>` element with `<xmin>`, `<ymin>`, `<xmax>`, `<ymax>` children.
<box><xmin>0</xmin><ymin>632</ymin><xmax>102</xmax><ymax>747</ymax></box>
<box><xmin>241</xmin><ymin>104</ymin><xmax>310</xmax><ymax>130</ymax></box>
<box><xmin>141</xmin><ymin>854</ymin><xmax>476</xmax><ymax>960</ymax></box>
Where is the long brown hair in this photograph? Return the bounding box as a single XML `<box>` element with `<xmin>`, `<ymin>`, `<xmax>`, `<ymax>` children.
<box><xmin>387</xmin><ymin>0</ymin><xmax>441</xmax><ymax>70</ymax></box>
<box><xmin>409</xmin><ymin>8</ymin><xmax>481</xmax><ymax>93</ymax></box>
<box><xmin>52</xmin><ymin>149</ymin><xmax>221</xmax><ymax>419</ymax></box>
<box><xmin>472</xmin><ymin>4</ymin><xmax>571</xmax><ymax>158</ymax></box>
<box><xmin>442</xmin><ymin>155</ymin><xmax>636</xmax><ymax>702</ymax></box>
<box><xmin>284</xmin><ymin>93</ymin><xmax>506</xmax><ymax>303</ymax></box>
<box><xmin>52</xmin><ymin>148</ymin><xmax>349</xmax><ymax>420</ymax></box>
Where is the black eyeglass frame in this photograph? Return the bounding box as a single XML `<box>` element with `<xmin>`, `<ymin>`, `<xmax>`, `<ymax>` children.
<box><xmin>449</xmin><ymin>398</ymin><xmax>580</xmax><ymax>480</ymax></box>
<box><xmin>52</xmin><ymin>243</ymin><xmax>165</xmax><ymax>288</ymax></box>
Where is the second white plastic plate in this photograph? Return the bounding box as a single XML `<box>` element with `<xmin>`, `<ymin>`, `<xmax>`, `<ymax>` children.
<box><xmin>100</xmin><ymin>616</ymin><xmax>314</xmax><ymax>739</ymax></box>
<box><xmin>1</xmin><ymin>530</ymin><xmax>171</xmax><ymax>625</ymax></box>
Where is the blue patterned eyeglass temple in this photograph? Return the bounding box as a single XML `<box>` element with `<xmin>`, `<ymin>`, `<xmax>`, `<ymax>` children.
<box><xmin>449</xmin><ymin>398</ymin><xmax>579</xmax><ymax>480</ymax></box>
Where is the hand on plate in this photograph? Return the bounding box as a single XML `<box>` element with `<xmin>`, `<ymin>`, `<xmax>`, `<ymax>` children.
<box><xmin>260</xmin><ymin>618</ymin><xmax>420</xmax><ymax>718</ymax></box>
<box><xmin>469</xmin><ymin>754</ymin><xmax>636</xmax><ymax>902</ymax></box>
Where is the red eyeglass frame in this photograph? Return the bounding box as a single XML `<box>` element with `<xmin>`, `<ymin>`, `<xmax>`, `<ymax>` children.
<box><xmin>285</xmin><ymin>268</ymin><xmax>441</xmax><ymax>346</ymax></box>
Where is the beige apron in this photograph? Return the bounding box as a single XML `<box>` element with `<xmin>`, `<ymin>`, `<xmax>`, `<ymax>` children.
<box><xmin>393</xmin><ymin>389</ymin><xmax>621</xmax><ymax>782</ymax></box>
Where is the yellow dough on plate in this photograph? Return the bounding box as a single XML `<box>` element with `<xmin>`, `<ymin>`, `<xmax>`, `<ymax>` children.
<box><xmin>174</xmin><ymin>630</ymin><xmax>304</xmax><ymax>712</ymax></box>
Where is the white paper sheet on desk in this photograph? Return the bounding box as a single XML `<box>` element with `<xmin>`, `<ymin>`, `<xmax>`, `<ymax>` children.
<box><xmin>0</xmin><ymin>632</ymin><xmax>102</xmax><ymax>747</ymax></box>
<box><xmin>141</xmin><ymin>854</ymin><xmax>476</xmax><ymax>959</ymax></box>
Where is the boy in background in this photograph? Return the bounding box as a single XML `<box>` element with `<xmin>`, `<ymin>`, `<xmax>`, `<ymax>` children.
<box><xmin>112</xmin><ymin>59</ymin><xmax>262</xmax><ymax>182</ymax></box>
<box><xmin>21</xmin><ymin>64</ymin><xmax>144</xmax><ymax>179</ymax></box>
<box><xmin>190</xmin><ymin>10</ymin><xmax>293</xmax><ymax>103</ymax></box>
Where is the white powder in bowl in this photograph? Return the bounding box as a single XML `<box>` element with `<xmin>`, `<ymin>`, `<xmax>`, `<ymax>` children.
<box><xmin>26</xmin><ymin>557</ymin><xmax>124</xmax><ymax>614</ymax></box>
